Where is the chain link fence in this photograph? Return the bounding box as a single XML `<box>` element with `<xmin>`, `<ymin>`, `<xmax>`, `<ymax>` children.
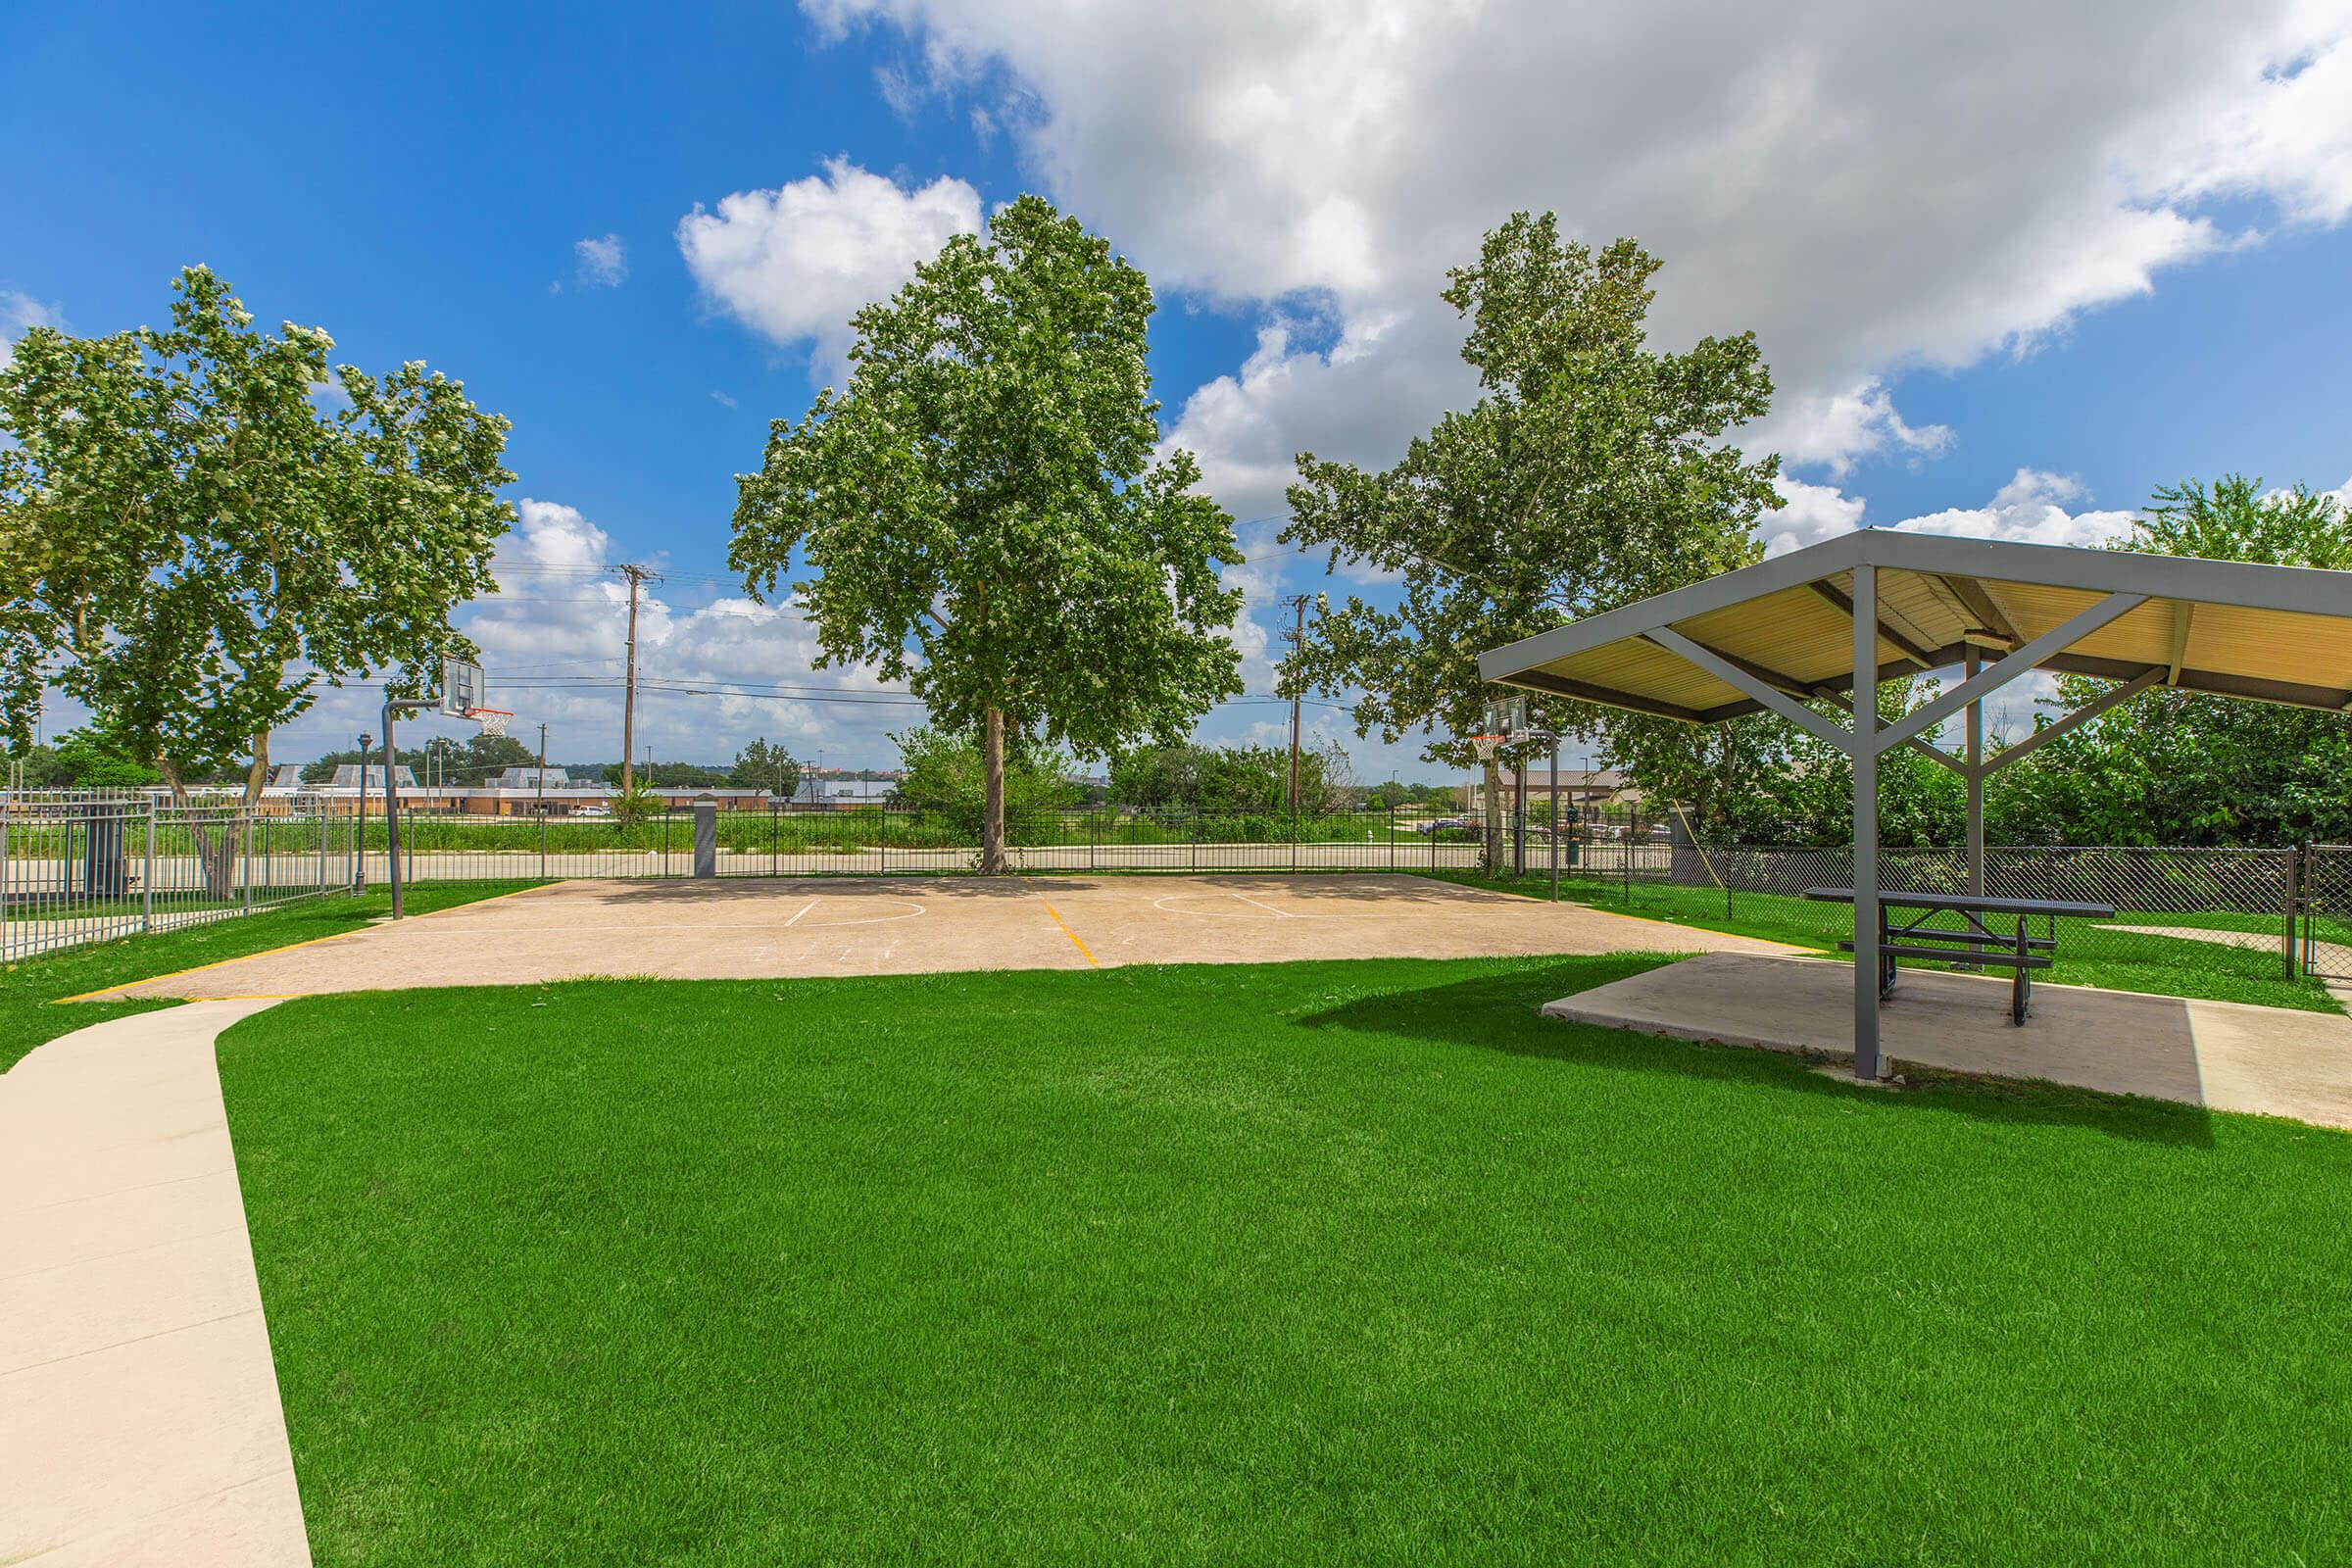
<box><xmin>2305</xmin><ymin>845</ymin><xmax>2352</xmax><ymax>981</ymax></box>
<box><xmin>1652</xmin><ymin>837</ymin><xmax>2305</xmax><ymax>983</ymax></box>
<box><xmin>1</xmin><ymin>789</ymin><xmax>361</xmax><ymax>963</ymax></box>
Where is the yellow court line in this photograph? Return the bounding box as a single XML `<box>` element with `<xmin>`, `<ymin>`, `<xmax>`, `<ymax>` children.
<box><xmin>47</xmin><ymin>880</ymin><xmax>561</xmax><ymax>1004</ymax></box>
<box><xmin>49</xmin><ymin>927</ymin><xmax>370</xmax><ymax>1004</ymax></box>
<box><xmin>1038</xmin><ymin>900</ymin><xmax>1099</xmax><ymax>966</ymax></box>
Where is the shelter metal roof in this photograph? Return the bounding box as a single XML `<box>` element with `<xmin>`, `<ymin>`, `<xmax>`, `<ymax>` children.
<box><xmin>1477</xmin><ymin>529</ymin><xmax>2352</xmax><ymax>723</ymax></box>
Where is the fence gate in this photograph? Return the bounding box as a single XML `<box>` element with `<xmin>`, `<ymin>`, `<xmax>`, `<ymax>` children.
<box><xmin>2305</xmin><ymin>844</ymin><xmax>2352</xmax><ymax>982</ymax></box>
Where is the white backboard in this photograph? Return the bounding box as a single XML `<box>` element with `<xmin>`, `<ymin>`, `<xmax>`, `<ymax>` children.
<box><xmin>440</xmin><ymin>659</ymin><xmax>485</xmax><ymax>717</ymax></box>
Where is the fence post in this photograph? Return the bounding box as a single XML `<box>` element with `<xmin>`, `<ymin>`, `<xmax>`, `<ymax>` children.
<box><xmin>694</xmin><ymin>795</ymin><xmax>717</xmax><ymax>880</ymax></box>
<box><xmin>242</xmin><ymin>809</ymin><xmax>253</xmax><ymax>913</ymax></box>
<box><xmin>2285</xmin><ymin>844</ymin><xmax>2300</xmax><ymax>982</ymax></box>
<box><xmin>142</xmin><ymin>800</ymin><xmax>156</xmax><ymax>933</ymax></box>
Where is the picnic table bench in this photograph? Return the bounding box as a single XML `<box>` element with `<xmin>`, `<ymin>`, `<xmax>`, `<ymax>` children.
<box><xmin>1802</xmin><ymin>888</ymin><xmax>2118</xmax><ymax>1025</ymax></box>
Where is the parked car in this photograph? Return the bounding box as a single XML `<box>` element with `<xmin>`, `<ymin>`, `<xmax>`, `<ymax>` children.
<box><xmin>1412</xmin><ymin>815</ymin><xmax>1475</xmax><ymax>835</ymax></box>
<box><xmin>575</xmin><ymin>806</ymin><xmax>612</xmax><ymax>818</ymax></box>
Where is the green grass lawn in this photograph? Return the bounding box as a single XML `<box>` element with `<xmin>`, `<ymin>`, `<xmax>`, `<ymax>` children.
<box><xmin>219</xmin><ymin>957</ymin><xmax>2352</xmax><ymax>1566</ymax></box>
<box><xmin>0</xmin><ymin>880</ymin><xmax>542</xmax><ymax>1072</ymax></box>
<box><xmin>1421</xmin><ymin>868</ymin><xmax>2341</xmax><ymax>1012</ymax></box>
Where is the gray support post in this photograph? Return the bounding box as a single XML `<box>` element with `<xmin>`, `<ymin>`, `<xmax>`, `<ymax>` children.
<box><xmin>242</xmin><ymin>808</ymin><xmax>253</xmax><ymax>913</ymax></box>
<box><xmin>1965</xmin><ymin>645</ymin><xmax>1984</xmax><ymax>902</ymax></box>
<box><xmin>694</xmin><ymin>794</ymin><xmax>717</xmax><ymax>879</ymax></box>
<box><xmin>2284</xmin><ymin>846</ymin><xmax>2299</xmax><ymax>982</ymax></box>
<box><xmin>1851</xmin><ymin>563</ymin><xmax>1884</xmax><ymax>1082</ymax></box>
<box><xmin>382</xmin><ymin>703</ymin><xmax>404</xmax><ymax>918</ymax></box>
<box><xmin>142</xmin><ymin>800</ymin><xmax>155</xmax><ymax>933</ymax></box>
<box><xmin>1962</xmin><ymin>645</ymin><xmax>1984</xmax><ymax>970</ymax></box>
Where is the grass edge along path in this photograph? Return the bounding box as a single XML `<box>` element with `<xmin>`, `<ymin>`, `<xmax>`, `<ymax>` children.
<box><xmin>1417</xmin><ymin>866</ymin><xmax>2339</xmax><ymax>1013</ymax></box>
<box><xmin>1</xmin><ymin>880</ymin><xmax>546</xmax><ymax>1073</ymax></box>
<box><xmin>220</xmin><ymin>957</ymin><xmax>2352</xmax><ymax>1566</ymax></box>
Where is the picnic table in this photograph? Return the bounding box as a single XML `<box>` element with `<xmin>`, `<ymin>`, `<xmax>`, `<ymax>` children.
<box><xmin>1802</xmin><ymin>888</ymin><xmax>2118</xmax><ymax>1025</ymax></box>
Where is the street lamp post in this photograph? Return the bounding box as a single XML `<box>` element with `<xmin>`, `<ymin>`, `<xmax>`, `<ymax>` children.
<box><xmin>356</xmin><ymin>732</ymin><xmax>372</xmax><ymax>891</ymax></box>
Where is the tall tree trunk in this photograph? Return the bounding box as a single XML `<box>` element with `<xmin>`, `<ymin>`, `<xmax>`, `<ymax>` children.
<box><xmin>1481</xmin><ymin>756</ymin><xmax>1504</xmax><ymax>873</ymax></box>
<box><xmin>160</xmin><ymin>757</ymin><xmax>238</xmax><ymax>901</ymax></box>
<box><xmin>980</xmin><ymin>706</ymin><xmax>1008</xmax><ymax>874</ymax></box>
<box><xmin>242</xmin><ymin>729</ymin><xmax>270</xmax><ymax>808</ymax></box>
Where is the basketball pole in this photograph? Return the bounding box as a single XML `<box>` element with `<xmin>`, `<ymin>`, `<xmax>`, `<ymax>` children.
<box><xmin>379</xmin><ymin>695</ymin><xmax>434</xmax><ymax>919</ymax></box>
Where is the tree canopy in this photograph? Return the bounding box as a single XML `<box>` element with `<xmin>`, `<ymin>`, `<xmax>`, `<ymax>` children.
<box><xmin>1108</xmin><ymin>740</ymin><xmax>1358</xmax><ymax>815</ymax></box>
<box><xmin>0</xmin><ymin>267</ymin><xmax>514</xmax><ymax>802</ymax></box>
<box><xmin>889</xmin><ymin>725</ymin><xmax>1077</xmax><ymax>842</ymax></box>
<box><xmin>730</xmin><ymin>195</ymin><xmax>1244</xmax><ymax>870</ymax></box>
<box><xmin>729</xmin><ymin>737</ymin><xmax>801</xmax><ymax>798</ymax></box>
<box><xmin>1281</xmin><ymin>216</ymin><xmax>1780</xmax><ymax>861</ymax></box>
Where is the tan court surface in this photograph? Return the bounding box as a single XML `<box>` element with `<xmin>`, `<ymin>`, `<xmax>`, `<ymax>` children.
<box><xmin>1545</xmin><ymin>951</ymin><xmax>2352</xmax><ymax>1129</ymax></box>
<box><xmin>84</xmin><ymin>874</ymin><xmax>1788</xmax><ymax>1001</ymax></box>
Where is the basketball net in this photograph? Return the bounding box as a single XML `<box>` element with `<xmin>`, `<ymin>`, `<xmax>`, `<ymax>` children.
<box><xmin>465</xmin><ymin>708</ymin><xmax>514</xmax><ymax>738</ymax></box>
<box><xmin>1471</xmin><ymin>733</ymin><xmax>1503</xmax><ymax>764</ymax></box>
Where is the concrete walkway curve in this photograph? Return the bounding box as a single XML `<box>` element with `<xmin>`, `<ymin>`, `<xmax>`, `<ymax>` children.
<box><xmin>0</xmin><ymin>998</ymin><xmax>310</xmax><ymax>1567</ymax></box>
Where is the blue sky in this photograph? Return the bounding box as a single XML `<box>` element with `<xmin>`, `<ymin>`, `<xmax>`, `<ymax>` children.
<box><xmin>6</xmin><ymin>0</ymin><xmax>2349</xmax><ymax>778</ymax></box>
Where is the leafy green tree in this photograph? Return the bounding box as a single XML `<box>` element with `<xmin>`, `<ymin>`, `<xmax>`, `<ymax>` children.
<box><xmin>0</xmin><ymin>267</ymin><xmax>514</xmax><ymax>810</ymax></box>
<box><xmin>1110</xmin><ymin>740</ymin><xmax>1354</xmax><ymax>814</ymax></box>
<box><xmin>1981</xmin><ymin>475</ymin><xmax>2352</xmax><ymax>847</ymax></box>
<box><xmin>730</xmin><ymin>737</ymin><xmax>801</xmax><ymax>797</ymax></box>
<box><xmin>889</xmin><ymin>726</ymin><xmax>1077</xmax><ymax>844</ymax></box>
<box><xmin>731</xmin><ymin>195</ymin><xmax>1244</xmax><ymax>871</ymax></box>
<box><xmin>1283</xmin><ymin>216</ymin><xmax>1779</xmax><ymax>866</ymax></box>
<box><xmin>1</xmin><ymin>742</ymin><xmax>71</xmax><ymax>788</ymax></box>
<box><xmin>50</xmin><ymin>726</ymin><xmax>164</xmax><ymax>790</ymax></box>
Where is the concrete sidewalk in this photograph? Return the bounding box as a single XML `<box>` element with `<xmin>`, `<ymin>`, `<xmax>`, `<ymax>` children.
<box><xmin>0</xmin><ymin>999</ymin><xmax>310</xmax><ymax>1566</ymax></box>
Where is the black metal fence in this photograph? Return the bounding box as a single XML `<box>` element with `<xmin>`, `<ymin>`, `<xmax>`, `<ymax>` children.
<box><xmin>1</xmin><ymin>789</ymin><xmax>360</xmax><ymax>962</ymax></box>
<box><xmin>363</xmin><ymin>800</ymin><xmax>1677</xmax><ymax>882</ymax></box>
<box><xmin>12</xmin><ymin>782</ymin><xmax>2347</xmax><ymax>986</ymax></box>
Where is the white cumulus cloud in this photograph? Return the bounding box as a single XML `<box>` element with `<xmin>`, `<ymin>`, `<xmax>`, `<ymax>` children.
<box><xmin>807</xmin><ymin>0</ymin><xmax>2352</xmax><ymax>486</ymax></box>
<box><xmin>572</xmin><ymin>234</ymin><xmax>629</xmax><ymax>288</ymax></box>
<box><xmin>677</xmin><ymin>158</ymin><xmax>982</xmax><ymax>378</ymax></box>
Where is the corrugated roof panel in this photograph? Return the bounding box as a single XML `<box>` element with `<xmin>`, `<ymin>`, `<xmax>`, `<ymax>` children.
<box><xmin>2179</xmin><ymin>602</ymin><xmax>2352</xmax><ymax>683</ymax></box>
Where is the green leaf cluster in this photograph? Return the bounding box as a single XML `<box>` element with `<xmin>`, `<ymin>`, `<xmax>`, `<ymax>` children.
<box><xmin>729</xmin><ymin>196</ymin><xmax>1245</xmax><ymax>863</ymax></box>
<box><xmin>1283</xmin><ymin>217</ymin><xmax>1777</xmax><ymax>777</ymax></box>
<box><xmin>888</xmin><ymin>725</ymin><xmax>1077</xmax><ymax>838</ymax></box>
<box><xmin>0</xmin><ymin>267</ymin><xmax>514</xmax><ymax>799</ymax></box>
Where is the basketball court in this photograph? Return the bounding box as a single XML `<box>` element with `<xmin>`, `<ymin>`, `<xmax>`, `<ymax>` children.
<box><xmin>78</xmin><ymin>874</ymin><xmax>1791</xmax><ymax>1000</ymax></box>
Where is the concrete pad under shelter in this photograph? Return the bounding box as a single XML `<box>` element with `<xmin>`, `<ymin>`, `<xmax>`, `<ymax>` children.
<box><xmin>1543</xmin><ymin>952</ymin><xmax>2352</xmax><ymax>1129</ymax></box>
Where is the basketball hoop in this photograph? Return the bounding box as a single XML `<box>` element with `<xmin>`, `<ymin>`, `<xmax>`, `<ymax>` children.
<box><xmin>1470</xmin><ymin>733</ymin><xmax>1503</xmax><ymax>763</ymax></box>
<box><xmin>464</xmin><ymin>708</ymin><xmax>514</xmax><ymax>738</ymax></box>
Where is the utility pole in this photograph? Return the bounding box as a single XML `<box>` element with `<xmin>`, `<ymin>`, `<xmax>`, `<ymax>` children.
<box><xmin>615</xmin><ymin>564</ymin><xmax>659</xmax><ymax>797</ymax></box>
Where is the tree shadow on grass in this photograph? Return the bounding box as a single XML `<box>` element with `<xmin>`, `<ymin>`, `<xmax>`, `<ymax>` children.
<box><xmin>1292</xmin><ymin>954</ymin><xmax>2218</xmax><ymax>1149</ymax></box>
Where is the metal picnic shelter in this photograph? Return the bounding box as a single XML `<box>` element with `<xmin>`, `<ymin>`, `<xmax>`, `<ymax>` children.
<box><xmin>1477</xmin><ymin>528</ymin><xmax>2352</xmax><ymax>1081</ymax></box>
